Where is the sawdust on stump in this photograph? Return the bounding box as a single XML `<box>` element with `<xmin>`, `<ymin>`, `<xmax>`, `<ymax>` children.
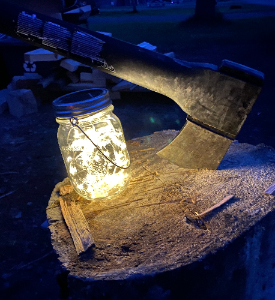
<box><xmin>46</xmin><ymin>130</ymin><xmax>275</xmax><ymax>280</ymax></box>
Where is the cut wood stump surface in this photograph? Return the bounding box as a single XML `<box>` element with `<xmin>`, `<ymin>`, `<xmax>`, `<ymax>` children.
<box><xmin>46</xmin><ymin>131</ymin><xmax>275</xmax><ymax>284</ymax></box>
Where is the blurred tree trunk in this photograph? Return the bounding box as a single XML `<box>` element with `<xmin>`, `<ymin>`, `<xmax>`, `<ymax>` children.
<box><xmin>132</xmin><ymin>0</ymin><xmax>138</xmax><ymax>13</ymax></box>
<box><xmin>195</xmin><ymin>0</ymin><xmax>217</xmax><ymax>20</ymax></box>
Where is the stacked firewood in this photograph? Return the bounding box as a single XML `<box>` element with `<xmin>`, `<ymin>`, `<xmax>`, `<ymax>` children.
<box><xmin>0</xmin><ymin>32</ymin><xmax>175</xmax><ymax>117</ymax></box>
<box><xmin>21</xmin><ymin>36</ymin><xmax>175</xmax><ymax>98</ymax></box>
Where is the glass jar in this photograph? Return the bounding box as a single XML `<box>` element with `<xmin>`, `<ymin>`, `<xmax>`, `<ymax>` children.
<box><xmin>53</xmin><ymin>89</ymin><xmax>131</xmax><ymax>200</ymax></box>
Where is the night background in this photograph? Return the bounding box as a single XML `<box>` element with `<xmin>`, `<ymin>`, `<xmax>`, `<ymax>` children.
<box><xmin>1</xmin><ymin>0</ymin><xmax>275</xmax><ymax>299</ymax></box>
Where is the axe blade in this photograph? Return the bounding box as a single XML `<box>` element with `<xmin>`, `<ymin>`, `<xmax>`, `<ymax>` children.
<box><xmin>157</xmin><ymin>120</ymin><xmax>232</xmax><ymax>170</ymax></box>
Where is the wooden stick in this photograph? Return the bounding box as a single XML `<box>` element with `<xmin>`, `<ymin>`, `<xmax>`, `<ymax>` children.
<box><xmin>0</xmin><ymin>191</ymin><xmax>15</xmax><ymax>199</ymax></box>
<box><xmin>129</xmin><ymin>175</ymin><xmax>155</xmax><ymax>184</ymax></box>
<box><xmin>195</xmin><ymin>195</ymin><xmax>234</xmax><ymax>218</ymax></box>
<box><xmin>0</xmin><ymin>172</ymin><xmax>19</xmax><ymax>175</ymax></box>
<box><xmin>10</xmin><ymin>251</ymin><xmax>54</xmax><ymax>271</ymax></box>
<box><xmin>59</xmin><ymin>197</ymin><xmax>95</xmax><ymax>255</ymax></box>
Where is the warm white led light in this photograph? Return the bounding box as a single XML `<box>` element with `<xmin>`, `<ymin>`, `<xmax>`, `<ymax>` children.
<box><xmin>56</xmin><ymin>105</ymin><xmax>131</xmax><ymax>200</ymax></box>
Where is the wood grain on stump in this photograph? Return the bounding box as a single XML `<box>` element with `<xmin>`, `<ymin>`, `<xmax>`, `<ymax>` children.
<box><xmin>47</xmin><ymin>131</ymin><xmax>275</xmax><ymax>299</ymax></box>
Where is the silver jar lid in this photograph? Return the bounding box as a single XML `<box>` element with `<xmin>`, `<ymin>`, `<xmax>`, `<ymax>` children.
<box><xmin>52</xmin><ymin>88</ymin><xmax>112</xmax><ymax>118</ymax></box>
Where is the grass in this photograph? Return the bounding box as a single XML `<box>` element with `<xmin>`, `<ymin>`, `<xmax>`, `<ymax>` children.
<box><xmin>87</xmin><ymin>16</ymin><xmax>275</xmax><ymax>54</ymax></box>
<box><xmin>98</xmin><ymin>7</ymin><xmax>195</xmax><ymax>17</ymax></box>
<box><xmin>96</xmin><ymin>3</ymin><xmax>275</xmax><ymax>18</ymax></box>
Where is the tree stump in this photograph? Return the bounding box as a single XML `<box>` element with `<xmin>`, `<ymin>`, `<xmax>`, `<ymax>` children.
<box><xmin>47</xmin><ymin>131</ymin><xmax>275</xmax><ymax>300</ymax></box>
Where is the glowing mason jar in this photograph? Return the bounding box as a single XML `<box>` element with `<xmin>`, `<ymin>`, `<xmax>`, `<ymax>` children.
<box><xmin>53</xmin><ymin>89</ymin><xmax>131</xmax><ymax>200</ymax></box>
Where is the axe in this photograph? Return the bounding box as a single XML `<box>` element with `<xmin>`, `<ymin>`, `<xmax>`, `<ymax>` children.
<box><xmin>0</xmin><ymin>2</ymin><xmax>264</xmax><ymax>169</ymax></box>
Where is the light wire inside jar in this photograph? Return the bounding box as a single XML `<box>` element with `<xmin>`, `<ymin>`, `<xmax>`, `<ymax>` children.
<box><xmin>69</xmin><ymin>116</ymin><xmax>130</xmax><ymax>170</ymax></box>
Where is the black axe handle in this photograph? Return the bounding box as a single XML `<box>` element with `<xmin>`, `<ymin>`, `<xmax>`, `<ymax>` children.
<box><xmin>0</xmin><ymin>1</ymin><xmax>264</xmax><ymax>140</ymax></box>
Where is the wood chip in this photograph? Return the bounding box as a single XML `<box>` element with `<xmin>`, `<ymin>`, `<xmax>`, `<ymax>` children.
<box><xmin>59</xmin><ymin>197</ymin><xmax>95</xmax><ymax>255</ymax></box>
<box><xmin>128</xmin><ymin>140</ymin><xmax>141</xmax><ymax>146</ymax></box>
<box><xmin>96</xmin><ymin>31</ymin><xmax>112</xmax><ymax>37</ymax></box>
<box><xmin>164</xmin><ymin>52</ymin><xmax>175</xmax><ymax>58</ymax></box>
<box><xmin>264</xmin><ymin>183</ymin><xmax>275</xmax><ymax>195</ymax></box>
<box><xmin>137</xmin><ymin>41</ymin><xmax>157</xmax><ymax>51</ymax></box>
<box><xmin>59</xmin><ymin>185</ymin><xmax>74</xmax><ymax>195</ymax></box>
<box><xmin>196</xmin><ymin>195</ymin><xmax>234</xmax><ymax>217</ymax></box>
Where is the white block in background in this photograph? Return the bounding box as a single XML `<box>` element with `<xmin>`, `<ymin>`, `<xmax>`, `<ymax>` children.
<box><xmin>60</xmin><ymin>59</ymin><xmax>82</xmax><ymax>72</ymax></box>
<box><xmin>7</xmin><ymin>89</ymin><xmax>37</xmax><ymax>118</ymax></box>
<box><xmin>80</xmin><ymin>72</ymin><xmax>107</xmax><ymax>87</ymax></box>
<box><xmin>80</xmin><ymin>72</ymin><xmax>94</xmax><ymax>82</ymax></box>
<box><xmin>112</xmin><ymin>80</ymin><xmax>135</xmax><ymax>92</ymax></box>
<box><xmin>24</xmin><ymin>48</ymin><xmax>63</xmax><ymax>62</ymax></box>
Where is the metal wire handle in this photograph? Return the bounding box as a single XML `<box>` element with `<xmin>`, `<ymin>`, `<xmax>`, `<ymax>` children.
<box><xmin>70</xmin><ymin>117</ymin><xmax>130</xmax><ymax>170</ymax></box>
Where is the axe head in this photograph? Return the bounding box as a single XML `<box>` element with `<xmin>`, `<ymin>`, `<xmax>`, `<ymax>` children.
<box><xmin>157</xmin><ymin>119</ymin><xmax>232</xmax><ymax>170</ymax></box>
<box><xmin>157</xmin><ymin>59</ymin><xmax>264</xmax><ymax>170</ymax></box>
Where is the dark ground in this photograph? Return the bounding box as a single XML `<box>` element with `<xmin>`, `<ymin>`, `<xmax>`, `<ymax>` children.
<box><xmin>1</xmin><ymin>3</ymin><xmax>275</xmax><ymax>300</ymax></box>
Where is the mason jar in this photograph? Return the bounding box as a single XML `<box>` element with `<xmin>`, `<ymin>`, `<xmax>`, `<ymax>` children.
<box><xmin>52</xmin><ymin>89</ymin><xmax>131</xmax><ymax>200</ymax></box>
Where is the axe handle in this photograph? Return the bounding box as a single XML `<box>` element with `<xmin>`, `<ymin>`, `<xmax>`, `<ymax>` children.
<box><xmin>0</xmin><ymin>1</ymin><xmax>263</xmax><ymax>138</ymax></box>
<box><xmin>0</xmin><ymin>1</ymin><xmax>201</xmax><ymax>93</ymax></box>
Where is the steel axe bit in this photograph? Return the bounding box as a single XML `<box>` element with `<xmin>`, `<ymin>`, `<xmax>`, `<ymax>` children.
<box><xmin>0</xmin><ymin>1</ymin><xmax>264</xmax><ymax>169</ymax></box>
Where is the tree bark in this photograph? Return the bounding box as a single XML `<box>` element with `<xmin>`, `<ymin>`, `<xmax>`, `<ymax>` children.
<box><xmin>46</xmin><ymin>131</ymin><xmax>275</xmax><ymax>299</ymax></box>
<box><xmin>132</xmin><ymin>0</ymin><xmax>138</xmax><ymax>13</ymax></box>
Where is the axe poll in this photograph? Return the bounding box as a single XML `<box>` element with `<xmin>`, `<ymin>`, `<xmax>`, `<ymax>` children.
<box><xmin>0</xmin><ymin>1</ymin><xmax>264</xmax><ymax>169</ymax></box>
